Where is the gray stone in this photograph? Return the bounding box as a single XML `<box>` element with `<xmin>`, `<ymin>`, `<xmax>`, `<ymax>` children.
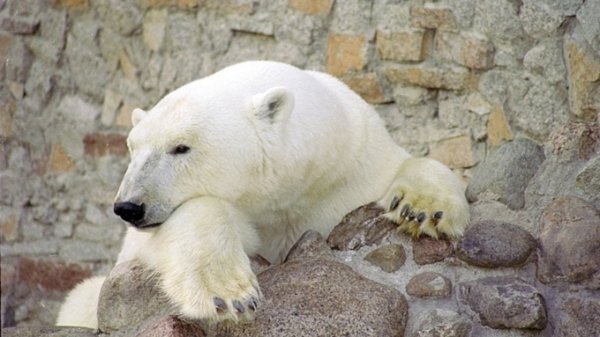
<box><xmin>330</xmin><ymin>0</ymin><xmax>372</xmax><ymax>34</ymax></box>
<box><xmin>167</xmin><ymin>12</ymin><xmax>201</xmax><ymax>51</ymax></box>
<box><xmin>576</xmin><ymin>155</ymin><xmax>600</xmax><ymax>198</ymax></box>
<box><xmin>0</xmin><ymin>17</ymin><xmax>39</xmax><ymax>35</ymax></box>
<box><xmin>412</xmin><ymin>236</ymin><xmax>454</xmax><ymax>265</ymax></box>
<box><xmin>523</xmin><ymin>38</ymin><xmax>567</xmax><ymax>84</ymax></box>
<box><xmin>98</xmin><ymin>261</ymin><xmax>172</xmax><ymax>333</ymax></box>
<box><xmin>456</xmin><ymin>220</ymin><xmax>536</xmax><ymax>268</ymax></box>
<box><xmin>143</xmin><ymin>9</ymin><xmax>168</xmax><ymax>52</ymax></box>
<box><xmin>555</xmin><ymin>293</ymin><xmax>600</xmax><ymax>337</ymax></box>
<box><xmin>406</xmin><ymin>272</ymin><xmax>452</xmax><ymax>299</ymax></box>
<box><xmin>98</xmin><ymin>0</ymin><xmax>143</xmax><ymax>36</ymax></box>
<box><xmin>538</xmin><ymin>196</ymin><xmax>600</xmax><ymax>285</ymax></box>
<box><xmin>4</xmin><ymin>38</ymin><xmax>33</xmax><ymax>83</ymax></box>
<box><xmin>58</xmin><ymin>241</ymin><xmax>112</xmax><ymax>262</ymax></box>
<box><xmin>364</xmin><ymin>244</ymin><xmax>406</xmax><ymax>273</ymax></box>
<box><xmin>466</xmin><ymin>138</ymin><xmax>545</xmax><ymax>209</ymax></box>
<box><xmin>1</xmin><ymin>327</ymin><xmax>97</xmax><ymax>337</ymax></box>
<box><xmin>136</xmin><ymin>315</ymin><xmax>206</xmax><ymax>337</ymax></box>
<box><xmin>412</xmin><ymin>309</ymin><xmax>472</xmax><ymax>337</ymax></box>
<box><xmin>520</xmin><ymin>0</ymin><xmax>565</xmax><ymax>38</ymax></box>
<box><xmin>65</xmin><ymin>35</ymin><xmax>112</xmax><ymax>101</ymax></box>
<box><xmin>284</xmin><ymin>230</ymin><xmax>334</xmax><ymax>263</ymax></box>
<box><xmin>458</xmin><ymin>277</ymin><xmax>547</xmax><ymax>330</ymax></box>
<box><xmin>327</xmin><ymin>203</ymin><xmax>396</xmax><ymax>251</ymax></box>
<box><xmin>0</xmin><ymin>240</ymin><xmax>58</xmax><ymax>256</ymax></box>
<box><xmin>473</xmin><ymin>0</ymin><xmax>524</xmax><ymax>42</ymax></box>
<box><xmin>209</xmin><ymin>258</ymin><xmax>408</xmax><ymax>337</ymax></box>
<box><xmin>577</xmin><ymin>0</ymin><xmax>600</xmax><ymax>55</ymax></box>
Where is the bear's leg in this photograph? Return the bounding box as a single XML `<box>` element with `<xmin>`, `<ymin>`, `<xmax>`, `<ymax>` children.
<box><xmin>378</xmin><ymin>157</ymin><xmax>470</xmax><ymax>239</ymax></box>
<box><xmin>139</xmin><ymin>197</ymin><xmax>261</xmax><ymax>323</ymax></box>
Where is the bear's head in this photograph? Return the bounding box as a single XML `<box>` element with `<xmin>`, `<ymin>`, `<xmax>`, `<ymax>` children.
<box><xmin>113</xmin><ymin>81</ymin><xmax>294</xmax><ymax>229</ymax></box>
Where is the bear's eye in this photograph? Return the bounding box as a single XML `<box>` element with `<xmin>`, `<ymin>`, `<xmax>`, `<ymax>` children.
<box><xmin>169</xmin><ymin>145</ymin><xmax>190</xmax><ymax>155</ymax></box>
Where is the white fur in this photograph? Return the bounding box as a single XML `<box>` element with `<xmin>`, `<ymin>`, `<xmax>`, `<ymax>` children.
<box><xmin>58</xmin><ymin>61</ymin><xmax>469</xmax><ymax>328</ymax></box>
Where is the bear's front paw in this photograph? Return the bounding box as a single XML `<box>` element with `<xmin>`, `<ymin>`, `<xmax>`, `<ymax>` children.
<box><xmin>378</xmin><ymin>158</ymin><xmax>470</xmax><ymax>239</ymax></box>
<box><xmin>174</xmin><ymin>262</ymin><xmax>262</xmax><ymax>323</ymax></box>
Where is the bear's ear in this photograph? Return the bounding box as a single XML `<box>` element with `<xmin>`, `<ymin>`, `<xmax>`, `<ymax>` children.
<box><xmin>131</xmin><ymin>108</ymin><xmax>147</xmax><ymax>126</ymax></box>
<box><xmin>251</xmin><ymin>87</ymin><xmax>294</xmax><ymax>123</ymax></box>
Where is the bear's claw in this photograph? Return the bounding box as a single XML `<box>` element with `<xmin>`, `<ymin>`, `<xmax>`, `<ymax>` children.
<box><xmin>214</xmin><ymin>297</ymin><xmax>228</xmax><ymax>313</ymax></box>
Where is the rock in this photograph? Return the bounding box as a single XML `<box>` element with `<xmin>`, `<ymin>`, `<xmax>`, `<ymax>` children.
<box><xmin>537</xmin><ymin>196</ymin><xmax>600</xmax><ymax>285</ymax></box>
<box><xmin>284</xmin><ymin>230</ymin><xmax>334</xmax><ymax>263</ymax></box>
<box><xmin>458</xmin><ymin>276</ymin><xmax>547</xmax><ymax>330</ymax></box>
<box><xmin>137</xmin><ymin>315</ymin><xmax>206</xmax><ymax>337</ymax></box>
<box><xmin>97</xmin><ymin>261</ymin><xmax>172</xmax><ymax>333</ymax></box>
<box><xmin>466</xmin><ymin>138</ymin><xmax>545</xmax><ymax>210</ymax></box>
<box><xmin>548</xmin><ymin>122</ymin><xmax>600</xmax><ymax>163</ymax></box>
<box><xmin>327</xmin><ymin>203</ymin><xmax>397</xmax><ymax>251</ymax></box>
<box><xmin>1</xmin><ymin>327</ymin><xmax>97</xmax><ymax>337</ymax></box>
<box><xmin>250</xmin><ymin>254</ymin><xmax>272</xmax><ymax>275</ymax></box>
<box><xmin>364</xmin><ymin>244</ymin><xmax>406</xmax><ymax>273</ymax></box>
<box><xmin>555</xmin><ymin>294</ymin><xmax>600</xmax><ymax>337</ymax></box>
<box><xmin>412</xmin><ymin>236</ymin><xmax>453</xmax><ymax>265</ymax></box>
<box><xmin>575</xmin><ymin>155</ymin><xmax>600</xmax><ymax>199</ymax></box>
<box><xmin>326</xmin><ymin>33</ymin><xmax>367</xmax><ymax>76</ymax></box>
<box><xmin>412</xmin><ymin>309</ymin><xmax>472</xmax><ymax>337</ymax></box>
<box><xmin>456</xmin><ymin>220</ymin><xmax>536</xmax><ymax>268</ymax></box>
<box><xmin>383</xmin><ymin>64</ymin><xmax>469</xmax><ymax>90</ymax></box>
<box><xmin>429</xmin><ymin>135</ymin><xmax>475</xmax><ymax>169</ymax></box>
<box><xmin>209</xmin><ymin>258</ymin><xmax>408</xmax><ymax>337</ymax></box>
<box><xmin>406</xmin><ymin>272</ymin><xmax>452</xmax><ymax>299</ymax></box>
<box><xmin>564</xmin><ymin>34</ymin><xmax>600</xmax><ymax>120</ymax></box>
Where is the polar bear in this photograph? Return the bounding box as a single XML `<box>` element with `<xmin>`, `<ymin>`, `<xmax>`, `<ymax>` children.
<box><xmin>57</xmin><ymin>61</ymin><xmax>469</xmax><ymax>328</ymax></box>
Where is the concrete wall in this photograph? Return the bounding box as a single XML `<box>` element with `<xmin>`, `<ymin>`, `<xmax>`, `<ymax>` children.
<box><xmin>1</xmin><ymin>0</ymin><xmax>598</xmax><ymax>328</ymax></box>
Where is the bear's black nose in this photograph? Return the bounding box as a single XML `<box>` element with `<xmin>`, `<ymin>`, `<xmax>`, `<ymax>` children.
<box><xmin>113</xmin><ymin>202</ymin><xmax>145</xmax><ymax>223</ymax></box>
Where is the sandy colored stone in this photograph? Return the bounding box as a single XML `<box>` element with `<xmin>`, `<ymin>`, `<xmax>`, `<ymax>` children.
<box><xmin>0</xmin><ymin>89</ymin><xmax>15</xmax><ymax>138</ymax></box>
<box><xmin>376</xmin><ymin>29</ymin><xmax>425</xmax><ymax>62</ymax></box>
<box><xmin>410</xmin><ymin>6</ymin><xmax>457</xmax><ymax>30</ymax></box>
<box><xmin>364</xmin><ymin>244</ymin><xmax>406</xmax><ymax>273</ymax></box>
<box><xmin>49</xmin><ymin>144</ymin><xmax>76</xmax><ymax>172</ymax></box>
<box><xmin>288</xmin><ymin>0</ymin><xmax>334</xmax><ymax>15</ymax></box>
<box><xmin>383</xmin><ymin>64</ymin><xmax>469</xmax><ymax>90</ymax></box>
<box><xmin>143</xmin><ymin>9</ymin><xmax>168</xmax><ymax>52</ymax></box>
<box><xmin>116</xmin><ymin>102</ymin><xmax>137</xmax><ymax>128</ymax></box>
<box><xmin>50</xmin><ymin>0</ymin><xmax>89</xmax><ymax>9</ymax></box>
<box><xmin>565</xmin><ymin>37</ymin><xmax>600</xmax><ymax>120</ymax></box>
<box><xmin>83</xmin><ymin>133</ymin><xmax>128</xmax><ymax>156</ymax></box>
<box><xmin>435</xmin><ymin>32</ymin><xmax>495</xmax><ymax>70</ymax></box>
<box><xmin>119</xmin><ymin>49</ymin><xmax>138</xmax><ymax>82</ymax></box>
<box><xmin>487</xmin><ymin>104</ymin><xmax>513</xmax><ymax>147</ymax></box>
<box><xmin>326</xmin><ymin>34</ymin><xmax>366</xmax><ymax>76</ymax></box>
<box><xmin>406</xmin><ymin>272</ymin><xmax>452</xmax><ymax>299</ymax></box>
<box><xmin>412</xmin><ymin>236</ymin><xmax>453</xmax><ymax>265</ymax></box>
<box><xmin>429</xmin><ymin>135</ymin><xmax>474</xmax><ymax>169</ymax></box>
<box><xmin>0</xmin><ymin>212</ymin><xmax>18</xmax><ymax>242</ymax></box>
<box><xmin>101</xmin><ymin>89</ymin><xmax>122</xmax><ymax>126</ymax></box>
<box><xmin>343</xmin><ymin>73</ymin><xmax>386</xmax><ymax>104</ymax></box>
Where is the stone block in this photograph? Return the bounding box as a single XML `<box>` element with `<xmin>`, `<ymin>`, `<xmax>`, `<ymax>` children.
<box><xmin>288</xmin><ymin>0</ymin><xmax>334</xmax><ymax>15</ymax></box>
<box><xmin>412</xmin><ymin>236</ymin><xmax>453</xmax><ymax>265</ymax></box>
<box><xmin>577</xmin><ymin>0</ymin><xmax>600</xmax><ymax>55</ymax></box>
<box><xmin>565</xmin><ymin>36</ymin><xmax>600</xmax><ymax>120</ymax></box>
<box><xmin>406</xmin><ymin>272</ymin><xmax>451</xmax><ymax>299</ymax></box>
<box><xmin>0</xmin><ymin>208</ymin><xmax>18</xmax><ymax>241</ymax></box>
<box><xmin>429</xmin><ymin>135</ymin><xmax>474</xmax><ymax>169</ymax></box>
<box><xmin>101</xmin><ymin>89</ymin><xmax>122</xmax><ymax>126</ymax></box>
<box><xmin>0</xmin><ymin>89</ymin><xmax>15</xmax><ymax>138</ymax></box>
<box><xmin>48</xmin><ymin>144</ymin><xmax>76</xmax><ymax>172</ymax></box>
<box><xmin>538</xmin><ymin>196</ymin><xmax>600</xmax><ymax>285</ymax></box>
<box><xmin>65</xmin><ymin>36</ymin><xmax>112</xmax><ymax>101</ymax></box>
<box><xmin>119</xmin><ymin>49</ymin><xmax>138</xmax><ymax>82</ymax></box>
<box><xmin>326</xmin><ymin>34</ymin><xmax>366</xmax><ymax>77</ymax></box>
<box><xmin>458</xmin><ymin>277</ymin><xmax>547</xmax><ymax>330</ymax></box>
<box><xmin>116</xmin><ymin>102</ymin><xmax>136</xmax><ymax>128</ymax></box>
<box><xmin>520</xmin><ymin>0</ymin><xmax>563</xmax><ymax>38</ymax></box>
<box><xmin>327</xmin><ymin>203</ymin><xmax>396</xmax><ymax>251</ymax></box>
<box><xmin>383</xmin><ymin>64</ymin><xmax>469</xmax><ymax>90</ymax></box>
<box><xmin>364</xmin><ymin>244</ymin><xmax>406</xmax><ymax>273</ymax></box>
<box><xmin>523</xmin><ymin>39</ymin><xmax>566</xmax><ymax>84</ymax></box>
<box><xmin>343</xmin><ymin>73</ymin><xmax>386</xmax><ymax>104</ymax></box>
<box><xmin>575</xmin><ymin>155</ymin><xmax>600</xmax><ymax>199</ymax></box>
<box><xmin>410</xmin><ymin>6</ymin><xmax>457</xmax><ymax>30</ymax></box>
<box><xmin>486</xmin><ymin>104</ymin><xmax>513</xmax><ymax>147</ymax></box>
<box><xmin>376</xmin><ymin>29</ymin><xmax>426</xmax><ymax>62</ymax></box>
<box><xmin>143</xmin><ymin>9</ymin><xmax>168</xmax><ymax>52</ymax></box>
<box><xmin>83</xmin><ymin>133</ymin><xmax>128</xmax><ymax>157</ymax></box>
<box><xmin>456</xmin><ymin>220</ymin><xmax>536</xmax><ymax>268</ymax></box>
<box><xmin>17</xmin><ymin>257</ymin><xmax>91</xmax><ymax>292</ymax></box>
<box><xmin>50</xmin><ymin>0</ymin><xmax>89</xmax><ymax>9</ymax></box>
<box><xmin>0</xmin><ymin>17</ymin><xmax>39</xmax><ymax>34</ymax></box>
<box><xmin>435</xmin><ymin>32</ymin><xmax>495</xmax><ymax>70</ymax></box>
<box><xmin>466</xmin><ymin>138</ymin><xmax>544</xmax><ymax>209</ymax></box>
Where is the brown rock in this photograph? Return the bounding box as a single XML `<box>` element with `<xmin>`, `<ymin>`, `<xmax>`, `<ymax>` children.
<box><xmin>412</xmin><ymin>309</ymin><xmax>472</xmax><ymax>337</ymax></box>
<box><xmin>0</xmin><ymin>17</ymin><xmax>39</xmax><ymax>35</ymax></box>
<box><xmin>83</xmin><ymin>133</ymin><xmax>128</xmax><ymax>156</ymax></box>
<box><xmin>49</xmin><ymin>144</ymin><xmax>76</xmax><ymax>172</ymax></box>
<box><xmin>376</xmin><ymin>29</ymin><xmax>426</xmax><ymax>62</ymax></box>
<box><xmin>288</xmin><ymin>0</ymin><xmax>334</xmax><ymax>15</ymax></box>
<box><xmin>383</xmin><ymin>64</ymin><xmax>469</xmax><ymax>91</ymax></box>
<box><xmin>487</xmin><ymin>104</ymin><xmax>513</xmax><ymax>147</ymax></box>
<box><xmin>364</xmin><ymin>244</ymin><xmax>406</xmax><ymax>273</ymax></box>
<box><xmin>429</xmin><ymin>135</ymin><xmax>475</xmax><ymax>169</ymax></box>
<box><xmin>326</xmin><ymin>34</ymin><xmax>367</xmax><ymax>76</ymax></box>
<box><xmin>565</xmin><ymin>36</ymin><xmax>600</xmax><ymax>120</ymax></box>
<box><xmin>458</xmin><ymin>277</ymin><xmax>547</xmax><ymax>330</ymax></box>
<box><xmin>0</xmin><ymin>211</ymin><xmax>18</xmax><ymax>242</ymax></box>
<box><xmin>17</xmin><ymin>257</ymin><xmax>91</xmax><ymax>292</ymax></box>
<box><xmin>285</xmin><ymin>230</ymin><xmax>334</xmax><ymax>263</ymax></box>
<box><xmin>538</xmin><ymin>196</ymin><xmax>600</xmax><ymax>285</ymax></box>
<box><xmin>412</xmin><ymin>236</ymin><xmax>453</xmax><ymax>265</ymax></box>
<box><xmin>456</xmin><ymin>220</ymin><xmax>536</xmax><ymax>268</ymax></box>
<box><xmin>343</xmin><ymin>73</ymin><xmax>387</xmax><ymax>104</ymax></box>
<box><xmin>406</xmin><ymin>272</ymin><xmax>451</xmax><ymax>299</ymax></box>
<box><xmin>548</xmin><ymin>122</ymin><xmax>600</xmax><ymax>162</ymax></box>
<box><xmin>137</xmin><ymin>315</ymin><xmax>206</xmax><ymax>337</ymax></box>
<box><xmin>410</xmin><ymin>6</ymin><xmax>457</xmax><ymax>30</ymax></box>
<box><xmin>327</xmin><ymin>203</ymin><xmax>397</xmax><ymax>251</ymax></box>
<box><xmin>250</xmin><ymin>254</ymin><xmax>271</xmax><ymax>275</ymax></box>
<box><xmin>210</xmin><ymin>258</ymin><xmax>408</xmax><ymax>337</ymax></box>
<box><xmin>435</xmin><ymin>32</ymin><xmax>495</xmax><ymax>70</ymax></box>
<box><xmin>50</xmin><ymin>0</ymin><xmax>89</xmax><ymax>9</ymax></box>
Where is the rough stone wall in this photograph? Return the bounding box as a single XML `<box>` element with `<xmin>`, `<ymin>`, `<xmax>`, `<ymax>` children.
<box><xmin>0</xmin><ymin>0</ymin><xmax>598</xmax><ymax>330</ymax></box>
